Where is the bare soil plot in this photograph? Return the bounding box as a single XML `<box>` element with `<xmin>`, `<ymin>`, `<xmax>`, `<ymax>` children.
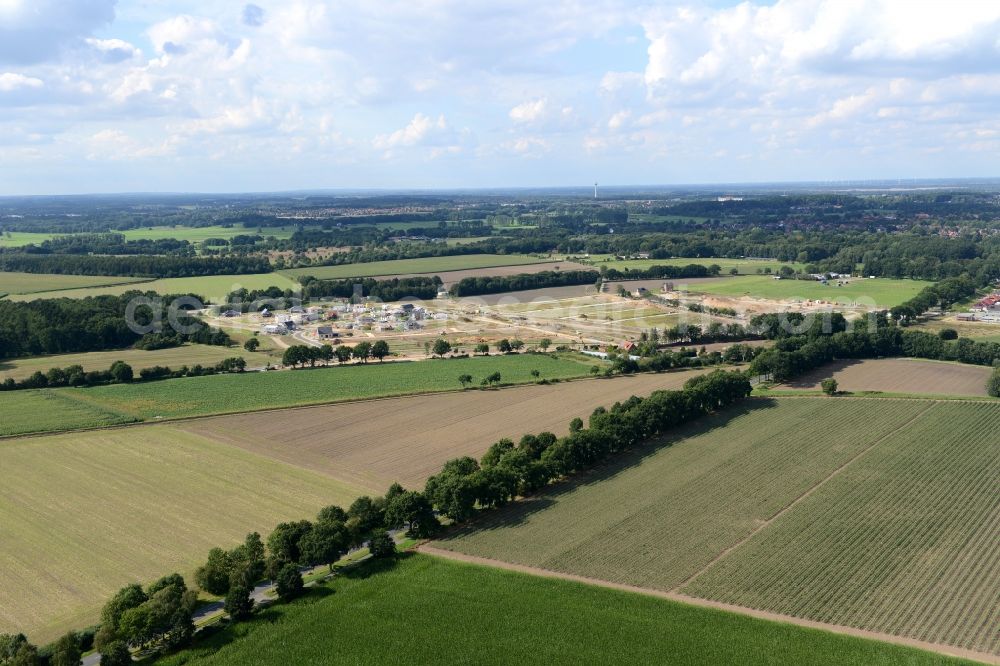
<box><xmin>777</xmin><ymin>358</ymin><xmax>991</xmax><ymax>397</ymax></box>
<box><xmin>0</xmin><ymin>427</ymin><xmax>364</xmax><ymax>642</ymax></box>
<box><xmin>685</xmin><ymin>401</ymin><xmax>1000</xmax><ymax>656</ymax></box>
<box><xmin>180</xmin><ymin>371</ymin><xmax>711</xmax><ymax>491</ymax></box>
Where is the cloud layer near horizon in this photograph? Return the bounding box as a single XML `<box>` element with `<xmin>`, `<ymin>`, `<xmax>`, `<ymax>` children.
<box><xmin>1</xmin><ymin>0</ymin><xmax>999</xmax><ymax>193</ymax></box>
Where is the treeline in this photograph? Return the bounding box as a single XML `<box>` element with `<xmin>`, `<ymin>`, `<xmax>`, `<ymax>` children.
<box><xmin>601</xmin><ymin>263</ymin><xmax>716</xmax><ymax>281</ymax></box>
<box><xmin>448</xmin><ymin>269</ymin><xmax>599</xmax><ymax>297</ymax></box>
<box><xmin>749</xmin><ymin>316</ymin><xmax>1000</xmax><ymax>382</ymax></box>
<box><xmin>16</xmin><ymin>234</ymin><xmax>193</xmax><ymax>256</ymax></box>
<box><xmin>281</xmin><ymin>341</ymin><xmax>389</xmax><ymax>367</ymax></box>
<box><xmin>1</xmin><ymin>356</ymin><xmax>247</xmax><ymax>391</ymax></box>
<box><xmin>300</xmin><ymin>276</ymin><xmax>441</xmax><ymax>302</ymax></box>
<box><xmin>0</xmin><ymin>293</ymin><xmax>231</xmax><ymax>359</ymax></box>
<box><xmin>0</xmin><ymin>253</ymin><xmax>271</xmax><ymax>278</ymax></box>
<box><xmin>889</xmin><ymin>276</ymin><xmax>978</xmax><ymax>322</ymax></box>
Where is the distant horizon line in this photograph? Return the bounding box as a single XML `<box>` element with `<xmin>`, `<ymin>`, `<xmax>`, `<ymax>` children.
<box><xmin>3</xmin><ymin>176</ymin><xmax>1000</xmax><ymax>199</ymax></box>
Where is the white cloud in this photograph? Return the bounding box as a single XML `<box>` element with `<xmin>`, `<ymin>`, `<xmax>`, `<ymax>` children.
<box><xmin>0</xmin><ymin>0</ymin><xmax>116</xmax><ymax>64</ymax></box>
<box><xmin>0</xmin><ymin>72</ymin><xmax>43</xmax><ymax>92</ymax></box>
<box><xmin>509</xmin><ymin>98</ymin><xmax>548</xmax><ymax>123</ymax></box>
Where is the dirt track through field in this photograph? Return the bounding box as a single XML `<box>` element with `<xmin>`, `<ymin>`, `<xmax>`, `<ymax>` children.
<box><xmin>779</xmin><ymin>358</ymin><xmax>991</xmax><ymax>396</ymax></box>
<box><xmin>418</xmin><ymin>546</ymin><xmax>999</xmax><ymax>665</ymax></box>
<box><xmin>180</xmin><ymin>371</ymin><xmax>710</xmax><ymax>491</ymax></box>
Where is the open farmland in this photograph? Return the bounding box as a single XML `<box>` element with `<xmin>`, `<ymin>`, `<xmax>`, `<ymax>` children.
<box><xmin>0</xmin><ymin>390</ymin><xmax>137</xmax><ymax>436</ymax></box>
<box><xmin>691</xmin><ymin>275</ymin><xmax>932</xmax><ymax>308</ymax></box>
<box><xmin>0</xmin><ymin>232</ymin><xmax>60</xmax><ymax>247</ymax></box>
<box><xmin>685</xmin><ymin>401</ymin><xmax>1000</xmax><ymax>657</ymax></box>
<box><xmin>436</xmin><ymin>399</ymin><xmax>929</xmax><ymax>590</ymax></box>
<box><xmin>279</xmin><ymin>254</ymin><xmax>558</xmax><ymax>280</ymax></box>
<box><xmin>6</xmin><ymin>271</ymin><xmax>300</xmax><ymax>302</ymax></box>
<box><xmin>776</xmin><ymin>358</ymin><xmax>992</xmax><ymax>397</ymax></box>
<box><xmin>0</xmin><ymin>343</ymin><xmax>276</xmax><ymax>381</ymax></box>
<box><xmin>0</xmin><ymin>271</ymin><xmax>146</xmax><ymax>296</ymax></box>
<box><xmin>120</xmin><ymin>225</ymin><xmax>299</xmax><ymax>243</ymax></box>
<box><xmin>437</xmin><ymin>397</ymin><xmax>1000</xmax><ymax>660</ymax></box>
<box><xmin>361</xmin><ymin>259</ymin><xmax>593</xmax><ymax>287</ymax></box>
<box><xmin>180</xmin><ymin>370</ymin><xmax>712</xmax><ymax>489</ymax></box>
<box><xmin>0</xmin><ymin>427</ymin><xmax>365</xmax><ymax>642</ymax></box>
<box><xmin>0</xmin><ymin>353</ymin><xmax>593</xmax><ymax>436</ymax></box>
<box><xmin>584</xmin><ymin>255</ymin><xmax>807</xmax><ymax>275</ymax></box>
<box><xmin>151</xmin><ymin>555</ymin><xmax>969</xmax><ymax>666</ymax></box>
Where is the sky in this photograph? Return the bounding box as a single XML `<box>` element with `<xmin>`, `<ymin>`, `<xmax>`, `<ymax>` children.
<box><xmin>1</xmin><ymin>0</ymin><xmax>1000</xmax><ymax>194</ymax></box>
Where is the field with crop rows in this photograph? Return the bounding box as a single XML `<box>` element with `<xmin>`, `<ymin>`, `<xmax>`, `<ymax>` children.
<box><xmin>0</xmin><ymin>271</ymin><xmax>146</xmax><ymax>296</ymax></box>
<box><xmin>151</xmin><ymin>554</ymin><xmax>965</xmax><ymax>666</ymax></box>
<box><xmin>180</xmin><ymin>370</ymin><xmax>711</xmax><ymax>489</ymax></box>
<box><xmin>0</xmin><ymin>353</ymin><xmax>594</xmax><ymax>436</ymax></box>
<box><xmin>6</xmin><ymin>271</ymin><xmax>299</xmax><ymax>302</ymax></box>
<box><xmin>0</xmin><ymin>427</ymin><xmax>364</xmax><ymax>642</ymax></box>
<box><xmin>692</xmin><ymin>275</ymin><xmax>932</xmax><ymax>308</ymax></box>
<box><xmin>279</xmin><ymin>253</ymin><xmax>555</xmax><ymax>280</ymax></box>
<box><xmin>0</xmin><ymin>343</ymin><xmax>276</xmax><ymax>382</ymax></box>
<box><xmin>683</xmin><ymin>401</ymin><xmax>1000</xmax><ymax>656</ymax></box>
<box><xmin>436</xmin><ymin>398</ymin><xmax>930</xmax><ymax>591</ymax></box>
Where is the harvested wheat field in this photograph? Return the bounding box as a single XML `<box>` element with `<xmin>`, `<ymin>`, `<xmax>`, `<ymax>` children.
<box><xmin>777</xmin><ymin>358</ymin><xmax>992</xmax><ymax>397</ymax></box>
<box><xmin>0</xmin><ymin>427</ymin><xmax>364</xmax><ymax>642</ymax></box>
<box><xmin>179</xmin><ymin>371</ymin><xmax>710</xmax><ymax>490</ymax></box>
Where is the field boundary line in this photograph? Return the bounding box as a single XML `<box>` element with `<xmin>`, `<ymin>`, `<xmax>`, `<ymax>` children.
<box><xmin>417</xmin><ymin>545</ymin><xmax>999</xmax><ymax>665</ymax></box>
<box><xmin>675</xmin><ymin>400</ymin><xmax>940</xmax><ymax>591</ymax></box>
<box><xmin>0</xmin><ymin>368</ymin><xmax>677</xmax><ymax>441</ymax></box>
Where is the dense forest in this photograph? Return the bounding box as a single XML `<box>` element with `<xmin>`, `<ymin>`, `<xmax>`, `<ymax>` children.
<box><xmin>0</xmin><ymin>293</ymin><xmax>230</xmax><ymax>358</ymax></box>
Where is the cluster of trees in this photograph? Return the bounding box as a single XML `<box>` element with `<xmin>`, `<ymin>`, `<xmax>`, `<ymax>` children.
<box><xmin>0</xmin><ymin>293</ymin><xmax>231</xmax><ymax>358</ymax></box>
<box><xmin>889</xmin><ymin>276</ymin><xmax>978</xmax><ymax>323</ymax></box>
<box><xmin>300</xmin><ymin>276</ymin><xmax>441</xmax><ymax>302</ymax></box>
<box><xmin>2</xmin><ymin>356</ymin><xmax>249</xmax><ymax>392</ymax></box>
<box><xmin>448</xmin><ymin>270</ymin><xmax>599</xmax><ymax>297</ymax></box>
<box><xmin>138</xmin><ymin>357</ymin><xmax>247</xmax><ymax>380</ymax></box>
<box><xmin>281</xmin><ymin>341</ymin><xmax>389</xmax><ymax>367</ymax></box>
<box><xmin>600</xmin><ymin>263</ymin><xmax>717</xmax><ymax>281</ymax></box>
<box><xmin>1</xmin><ymin>360</ymin><xmax>134</xmax><ymax>391</ymax></box>
<box><xmin>988</xmin><ymin>368</ymin><xmax>1000</xmax><ymax>398</ymax></box>
<box><xmin>0</xmin><ymin>253</ymin><xmax>270</xmax><ymax>278</ymax></box>
<box><xmin>749</xmin><ymin>316</ymin><xmax>1000</xmax><ymax>383</ymax></box>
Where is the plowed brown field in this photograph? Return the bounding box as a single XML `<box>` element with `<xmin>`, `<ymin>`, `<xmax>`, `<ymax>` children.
<box><xmin>777</xmin><ymin>358</ymin><xmax>991</xmax><ymax>397</ymax></box>
<box><xmin>180</xmin><ymin>371</ymin><xmax>710</xmax><ymax>490</ymax></box>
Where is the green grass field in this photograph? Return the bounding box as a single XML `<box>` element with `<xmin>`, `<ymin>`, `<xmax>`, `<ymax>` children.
<box><xmin>0</xmin><ymin>390</ymin><xmax>137</xmax><ymax>436</ymax></box>
<box><xmin>120</xmin><ymin>225</ymin><xmax>299</xmax><ymax>243</ymax></box>
<box><xmin>0</xmin><ymin>272</ymin><xmax>147</xmax><ymax>296</ymax></box>
<box><xmin>585</xmin><ymin>254</ymin><xmax>807</xmax><ymax>275</ymax></box>
<box><xmin>280</xmin><ymin>253</ymin><xmax>552</xmax><ymax>280</ymax></box>
<box><xmin>0</xmin><ymin>232</ymin><xmax>59</xmax><ymax>247</ymax></box>
<box><xmin>7</xmin><ymin>272</ymin><xmax>299</xmax><ymax>303</ymax></box>
<box><xmin>0</xmin><ymin>344</ymin><xmax>277</xmax><ymax>382</ymax></box>
<box><xmin>0</xmin><ymin>427</ymin><xmax>365</xmax><ymax>643</ymax></box>
<box><xmin>152</xmin><ymin>554</ymin><xmax>966</xmax><ymax>666</ymax></box>
<box><xmin>0</xmin><ymin>354</ymin><xmax>592</xmax><ymax>436</ymax></box>
<box><xmin>684</xmin><ymin>401</ymin><xmax>1000</xmax><ymax>656</ymax></box>
<box><xmin>438</xmin><ymin>398</ymin><xmax>1000</xmax><ymax>658</ymax></box>
<box><xmin>693</xmin><ymin>275</ymin><xmax>932</xmax><ymax>307</ymax></box>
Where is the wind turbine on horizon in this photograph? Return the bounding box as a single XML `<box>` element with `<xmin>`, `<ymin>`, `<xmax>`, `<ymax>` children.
<box><xmin>594</xmin><ymin>182</ymin><xmax>598</xmax><ymax>199</ymax></box>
